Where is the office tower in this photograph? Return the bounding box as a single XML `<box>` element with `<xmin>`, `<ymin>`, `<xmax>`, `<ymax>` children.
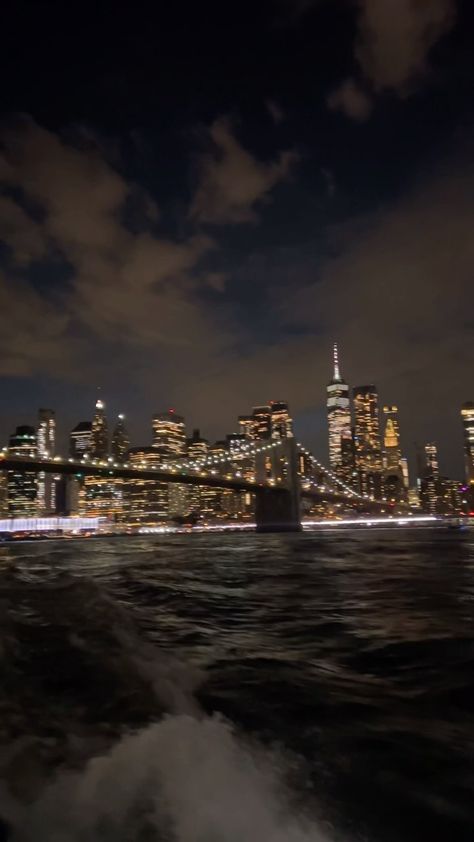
<box><xmin>353</xmin><ymin>385</ymin><xmax>382</xmax><ymax>498</ymax></box>
<box><xmin>419</xmin><ymin>445</ymin><xmax>439</xmax><ymax>515</ymax></box>
<box><xmin>252</xmin><ymin>406</ymin><xmax>271</xmax><ymax>441</ymax></box>
<box><xmin>152</xmin><ymin>410</ymin><xmax>186</xmax><ymax>460</ymax></box>
<box><xmin>383</xmin><ymin>406</ymin><xmax>401</xmax><ymax>469</ymax></box>
<box><xmin>461</xmin><ymin>402</ymin><xmax>474</xmax><ymax>483</ymax></box>
<box><xmin>37</xmin><ymin>409</ymin><xmax>56</xmax><ymax>457</ymax></box>
<box><xmin>399</xmin><ymin>457</ymin><xmax>409</xmax><ymax>489</ymax></box>
<box><xmin>186</xmin><ymin>430</ymin><xmax>210</xmax><ymax>519</ymax></box>
<box><xmin>270</xmin><ymin>401</ymin><xmax>293</xmax><ymax>440</ymax></box>
<box><xmin>424</xmin><ymin>443</ymin><xmax>439</xmax><ymax>478</ymax></box>
<box><xmin>121</xmin><ymin>447</ymin><xmax>168</xmax><ymax>526</ymax></box>
<box><xmin>327</xmin><ymin>344</ymin><xmax>351</xmax><ymax>475</ymax></box>
<box><xmin>340</xmin><ymin>428</ymin><xmax>357</xmax><ymax>487</ymax></box>
<box><xmin>70</xmin><ymin>422</ymin><xmax>92</xmax><ymax>459</ymax></box>
<box><xmin>37</xmin><ymin>409</ymin><xmax>56</xmax><ymax>514</ymax></box>
<box><xmin>238</xmin><ymin>415</ymin><xmax>256</xmax><ymax>440</ymax></box>
<box><xmin>152</xmin><ymin>410</ymin><xmax>187</xmax><ymax>517</ymax></box>
<box><xmin>382</xmin><ymin>405</ymin><xmax>405</xmax><ymax>504</ymax></box>
<box><xmin>91</xmin><ymin>398</ymin><xmax>108</xmax><ymax>459</ymax></box>
<box><xmin>7</xmin><ymin>426</ymin><xmax>38</xmax><ymax>516</ymax></box>
<box><xmin>80</xmin><ymin>474</ymin><xmax>126</xmax><ymax>523</ymax></box>
<box><xmin>111</xmin><ymin>414</ymin><xmax>129</xmax><ymax>463</ymax></box>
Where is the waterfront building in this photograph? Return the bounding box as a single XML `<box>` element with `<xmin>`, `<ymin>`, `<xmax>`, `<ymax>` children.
<box><xmin>37</xmin><ymin>408</ymin><xmax>56</xmax><ymax>514</ymax></box>
<box><xmin>91</xmin><ymin>398</ymin><xmax>108</xmax><ymax>459</ymax></box>
<box><xmin>152</xmin><ymin>410</ymin><xmax>187</xmax><ymax>517</ymax></box>
<box><xmin>123</xmin><ymin>446</ymin><xmax>168</xmax><ymax>526</ymax></box>
<box><xmin>327</xmin><ymin>344</ymin><xmax>351</xmax><ymax>477</ymax></box>
<box><xmin>70</xmin><ymin>421</ymin><xmax>92</xmax><ymax>459</ymax></box>
<box><xmin>186</xmin><ymin>429</ymin><xmax>209</xmax><ymax>519</ymax></box>
<box><xmin>79</xmin><ymin>475</ymin><xmax>126</xmax><ymax>523</ymax></box>
<box><xmin>37</xmin><ymin>408</ymin><xmax>56</xmax><ymax>457</ymax></box>
<box><xmin>7</xmin><ymin>426</ymin><xmax>38</xmax><ymax>517</ymax></box>
<box><xmin>461</xmin><ymin>402</ymin><xmax>474</xmax><ymax>484</ymax></box>
<box><xmin>111</xmin><ymin>414</ymin><xmax>129</xmax><ymax>463</ymax></box>
<box><xmin>353</xmin><ymin>385</ymin><xmax>383</xmax><ymax>498</ymax></box>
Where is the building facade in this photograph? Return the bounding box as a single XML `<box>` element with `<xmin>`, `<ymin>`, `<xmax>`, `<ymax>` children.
<box><xmin>353</xmin><ymin>385</ymin><xmax>382</xmax><ymax>498</ymax></box>
<box><xmin>270</xmin><ymin>401</ymin><xmax>293</xmax><ymax>440</ymax></box>
<box><xmin>91</xmin><ymin>398</ymin><xmax>108</xmax><ymax>459</ymax></box>
<box><xmin>327</xmin><ymin>344</ymin><xmax>351</xmax><ymax>477</ymax></box>
<box><xmin>111</xmin><ymin>414</ymin><xmax>130</xmax><ymax>463</ymax></box>
<box><xmin>461</xmin><ymin>402</ymin><xmax>474</xmax><ymax>484</ymax></box>
<box><xmin>37</xmin><ymin>408</ymin><xmax>56</xmax><ymax>514</ymax></box>
<box><xmin>70</xmin><ymin>421</ymin><xmax>92</xmax><ymax>459</ymax></box>
<box><xmin>7</xmin><ymin>426</ymin><xmax>38</xmax><ymax>517</ymax></box>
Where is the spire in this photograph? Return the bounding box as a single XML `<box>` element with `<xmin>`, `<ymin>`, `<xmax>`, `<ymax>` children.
<box><xmin>333</xmin><ymin>343</ymin><xmax>341</xmax><ymax>382</ymax></box>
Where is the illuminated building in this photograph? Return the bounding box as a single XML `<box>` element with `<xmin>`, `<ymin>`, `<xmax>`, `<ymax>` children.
<box><xmin>37</xmin><ymin>408</ymin><xmax>56</xmax><ymax>457</ymax></box>
<box><xmin>424</xmin><ymin>443</ymin><xmax>439</xmax><ymax>478</ymax></box>
<box><xmin>123</xmin><ymin>446</ymin><xmax>168</xmax><ymax>526</ymax></box>
<box><xmin>400</xmin><ymin>457</ymin><xmax>409</xmax><ymax>489</ymax></box>
<box><xmin>7</xmin><ymin>426</ymin><xmax>38</xmax><ymax>517</ymax></box>
<box><xmin>152</xmin><ymin>410</ymin><xmax>186</xmax><ymax>460</ymax></box>
<box><xmin>270</xmin><ymin>401</ymin><xmax>293</xmax><ymax>440</ymax></box>
<box><xmin>80</xmin><ymin>475</ymin><xmax>126</xmax><ymax>523</ymax></box>
<box><xmin>186</xmin><ymin>429</ymin><xmax>209</xmax><ymax>519</ymax></box>
<box><xmin>152</xmin><ymin>410</ymin><xmax>187</xmax><ymax>518</ymax></box>
<box><xmin>91</xmin><ymin>398</ymin><xmax>108</xmax><ymax>459</ymax></box>
<box><xmin>37</xmin><ymin>408</ymin><xmax>56</xmax><ymax>514</ymax></box>
<box><xmin>383</xmin><ymin>406</ymin><xmax>401</xmax><ymax>469</ymax></box>
<box><xmin>327</xmin><ymin>344</ymin><xmax>351</xmax><ymax>477</ymax></box>
<box><xmin>340</xmin><ymin>428</ymin><xmax>357</xmax><ymax>488</ymax></box>
<box><xmin>70</xmin><ymin>421</ymin><xmax>92</xmax><ymax>459</ymax></box>
<box><xmin>238</xmin><ymin>415</ymin><xmax>255</xmax><ymax>439</ymax></box>
<box><xmin>353</xmin><ymin>385</ymin><xmax>382</xmax><ymax>498</ymax></box>
<box><xmin>111</xmin><ymin>414</ymin><xmax>129</xmax><ymax>462</ymax></box>
<box><xmin>382</xmin><ymin>405</ymin><xmax>405</xmax><ymax>504</ymax></box>
<box><xmin>252</xmin><ymin>406</ymin><xmax>271</xmax><ymax>441</ymax></box>
<box><xmin>461</xmin><ymin>402</ymin><xmax>474</xmax><ymax>483</ymax></box>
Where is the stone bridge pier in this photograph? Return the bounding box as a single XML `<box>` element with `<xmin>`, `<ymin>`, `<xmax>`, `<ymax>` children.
<box><xmin>254</xmin><ymin>437</ymin><xmax>301</xmax><ymax>532</ymax></box>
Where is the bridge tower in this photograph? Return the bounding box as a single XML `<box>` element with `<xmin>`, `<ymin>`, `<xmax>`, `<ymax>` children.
<box><xmin>254</xmin><ymin>437</ymin><xmax>301</xmax><ymax>532</ymax></box>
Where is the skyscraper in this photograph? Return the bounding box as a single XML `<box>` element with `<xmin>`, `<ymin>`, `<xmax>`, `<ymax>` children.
<box><xmin>461</xmin><ymin>402</ymin><xmax>474</xmax><ymax>483</ymax></box>
<box><xmin>238</xmin><ymin>415</ymin><xmax>255</xmax><ymax>440</ymax></box>
<box><xmin>252</xmin><ymin>406</ymin><xmax>271</xmax><ymax>441</ymax></box>
<box><xmin>91</xmin><ymin>398</ymin><xmax>108</xmax><ymax>459</ymax></box>
<box><xmin>111</xmin><ymin>414</ymin><xmax>129</xmax><ymax>462</ymax></box>
<box><xmin>37</xmin><ymin>408</ymin><xmax>56</xmax><ymax>514</ymax></box>
<box><xmin>353</xmin><ymin>385</ymin><xmax>382</xmax><ymax>497</ymax></box>
<box><xmin>424</xmin><ymin>443</ymin><xmax>439</xmax><ymax>478</ymax></box>
<box><xmin>37</xmin><ymin>409</ymin><xmax>56</xmax><ymax>457</ymax></box>
<box><xmin>327</xmin><ymin>344</ymin><xmax>351</xmax><ymax>475</ymax></box>
<box><xmin>152</xmin><ymin>410</ymin><xmax>186</xmax><ymax>460</ymax></box>
<box><xmin>152</xmin><ymin>410</ymin><xmax>187</xmax><ymax>517</ymax></box>
<box><xmin>270</xmin><ymin>401</ymin><xmax>293</xmax><ymax>440</ymax></box>
<box><xmin>70</xmin><ymin>422</ymin><xmax>92</xmax><ymax>459</ymax></box>
<box><xmin>7</xmin><ymin>426</ymin><xmax>38</xmax><ymax>516</ymax></box>
<box><xmin>382</xmin><ymin>406</ymin><xmax>401</xmax><ymax>470</ymax></box>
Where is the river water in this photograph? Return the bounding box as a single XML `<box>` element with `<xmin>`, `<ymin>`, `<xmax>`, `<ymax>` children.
<box><xmin>0</xmin><ymin>528</ymin><xmax>473</xmax><ymax>841</ymax></box>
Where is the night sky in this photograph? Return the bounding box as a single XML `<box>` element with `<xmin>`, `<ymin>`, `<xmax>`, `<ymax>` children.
<box><xmin>1</xmin><ymin>0</ymin><xmax>473</xmax><ymax>478</ymax></box>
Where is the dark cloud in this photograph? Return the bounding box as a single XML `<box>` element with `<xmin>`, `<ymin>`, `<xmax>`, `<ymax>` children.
<box><xmin>327</xmin><ymin>77</ymin><xmax>373</xmax><ymax>121</ymax></box>
<box><xmin>190</xmin><ymin>118</ymin><xmax>297</xmax><ymax>224</ymax></box>
<box><xmin>356</xmin><ymin>0</ymin><xmax>456</xmax><ymax>93</ymax></box>
<box><xmin>329</xmin><ymin>0</ymin><xmax>457</xmax><ymax>120</ymax></box>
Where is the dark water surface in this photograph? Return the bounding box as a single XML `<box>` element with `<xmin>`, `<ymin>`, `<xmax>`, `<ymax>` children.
<box><xmin>1</xmin><ymin>528</ymin><xmax>474</xmax><ymax>841</ymax></box>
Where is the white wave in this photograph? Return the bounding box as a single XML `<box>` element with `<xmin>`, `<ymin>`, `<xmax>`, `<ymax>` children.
<box><xmin>10</xmin><ymin>714</ymin><xmax>329</xmax><ymax>842</ymax></box>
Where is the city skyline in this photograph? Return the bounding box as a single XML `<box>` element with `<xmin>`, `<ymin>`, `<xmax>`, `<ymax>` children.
<box><xmin>1</xmin><ymin>2</ymin><xmax>473</xmax><ymax>481</ymax></box>
<box><xmin>0</xmin><ymin>352</ymin><xmax>470</xmax><ymax>483</ymax></box>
